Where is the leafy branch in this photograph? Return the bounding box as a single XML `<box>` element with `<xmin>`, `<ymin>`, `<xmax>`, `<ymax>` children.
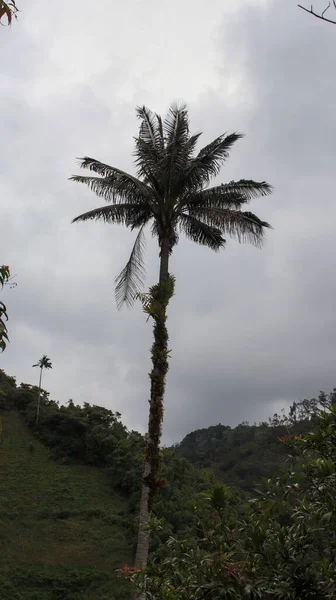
<box><xmin>0</xmin><ymin>1</ymin><xmax>19</xmax><ymax>26</ymax></box>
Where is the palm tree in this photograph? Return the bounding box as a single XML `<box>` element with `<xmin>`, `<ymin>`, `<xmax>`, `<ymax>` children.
<box><xmin>32</xmin><ymin>355</ymin><xmax>52</xmax><ymax>426</ymax></box>
<box><xmin>71</xmin><ymin>103</ymin><xmax>272</xmax><ymax>569</ymax></box>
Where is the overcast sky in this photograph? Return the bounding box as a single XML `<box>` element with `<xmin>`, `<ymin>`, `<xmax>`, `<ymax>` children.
<box><xmin>1</xmin><ymin>0</ymin><xmax>335</xmax><ymax>444</ymax></box>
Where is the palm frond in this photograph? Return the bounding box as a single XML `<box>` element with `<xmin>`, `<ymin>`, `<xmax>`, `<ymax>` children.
<box><xmin>198</xmin><ymin>132</ymin><xmax>243</xmax><ymax>165</ymax></box>
<box><xmin>76</xmin><ymin>157</ymin><xmax>117</xmax><ymax>177</ymax></box>
<box><xmin>182</xmin><ymin>180</ymin><xmax>272</xmax><ymax>210</ymax></box>
<box><xmin>162</xmin><ymin>103</ymin><xmax>192</xmax><ymax>198</ymax></box>
<box><xmin>179</xmin><ymin>213</ymin><xmax>225</xmax><ymax>251</ymax></box>
<box><xmin>189</xmin><ymin>207</ymin><xmax>271</xmax><ymax>247</ymax></box>
<box><xmin>164</xmin><ymin>130</ymin><xmax>202</xmax><ymax>198</ymax></box>
<box><xmin>72</xmin><ymin>203</ymin><xmax>152</xmax><ymax>226</ymax></box>
<box><xmin>128</xmin><ymin>209</ymin><xmax>153</xmax><ymax>230</ymax></box>
<box><xmin>163</xmin><ymin>102</ymin><xmax>189</xmax><ymax>146</ymax></box>
<box><xmin>71</xmin><ymin>159</ymin><xmax>155</xmax><ymax>204</ymax></box>
<box><xmin>155</xmin><ymin>113</ymin><xmax>164</xmax><ymax>152</ymax></box>
<box><xmin>133</xmin><ymin>106</ymin><xmax>165</xmax><ymax>187</ymax></box>
<box><xmin>184</xmin><ymin>132</ymin><xmax>243</xmax><ymax>190</ymax></box>
<box><xmin>221</xmin><ymin>180</ymin><xmax>272</xmax><ymax>199</ymax></box>
<box><xmin>114</xmin><ymin>224</ymin><xmax>147</xmax><ymax>309</ymax></box>
<box><xmin>184</xmin><ymin>132</ymin><xmax>202</xmax><ymax>157</ymax></box>
<box><xmin>133</xmin><ymin>139</ymin><xmax>161</xmax><ymax>190</ymax></box>
<box><xmin>70</xmin><ymin>173</ymin><xmax>154</xmax><ymax>206</ymax></box>
<box><xmin>136</xmin><ymin>106</ymin><xmax>164</xmax><ymax>153</ymax></box>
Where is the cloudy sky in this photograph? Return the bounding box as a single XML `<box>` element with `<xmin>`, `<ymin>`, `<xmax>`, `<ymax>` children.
<box><xmin>1</xmin><ymin>0</ymin><xmax>335</xmax><ymax>444</ymax></box>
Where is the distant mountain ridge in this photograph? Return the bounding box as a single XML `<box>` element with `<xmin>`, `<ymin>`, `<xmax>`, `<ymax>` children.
<box><xmin>173</xmin><ymin>400</ymin><xmax>322</xmax><ymax>491</ymax></box>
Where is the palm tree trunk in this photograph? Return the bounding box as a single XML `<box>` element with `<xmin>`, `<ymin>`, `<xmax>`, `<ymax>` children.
<box><xmin>134</xmin><ymin>237</ymin><xmax>171</xmax><ymax>574</ymax></box>
<box><xmin>159</xmin><ymin>237</ymin><xmax>170</xmax><ymax>283</ymax></box>
<box><xmin>35</xmin><ymin>367</ymin><xmax>43</xmax><ymax>426</ymax></box>
<box><xmin>134</xmin><ymin>462</ymin><xmax>150</xmax><ymax>570</ymax></box>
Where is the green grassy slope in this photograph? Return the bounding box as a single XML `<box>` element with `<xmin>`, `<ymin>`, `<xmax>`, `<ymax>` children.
<box><xmin>0</xmin><ymin>411</ymin><xmax>132</xmax><ymax>600</ymax></box>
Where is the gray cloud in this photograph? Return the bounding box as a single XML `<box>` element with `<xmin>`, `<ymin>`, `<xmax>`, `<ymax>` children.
<box><xmin>1</xmin><ymin>0</ymin><xmax>335</xmax><ymax>444</ymax></box>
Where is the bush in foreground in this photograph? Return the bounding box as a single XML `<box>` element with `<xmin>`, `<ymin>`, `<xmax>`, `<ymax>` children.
<box><xmin>127</xmin><ymin>398</ymin><xmax>336</xmax><ymax>599</ymax></box>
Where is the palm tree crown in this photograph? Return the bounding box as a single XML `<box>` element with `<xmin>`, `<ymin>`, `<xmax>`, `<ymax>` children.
<box><xmin>71</xmin><ymin>104</ymin><xmax>272</xmax><ymax>307</ymax></box>
<box><xmin>33</xmin><ymin>355</ymin><xmax>52</xmax><ymax>370</ymax></box>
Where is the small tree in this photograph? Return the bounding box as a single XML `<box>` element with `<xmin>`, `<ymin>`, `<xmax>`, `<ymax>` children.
<box><xmin>32</xmin><ymin>355</ymin><xmax>52</xmax><ymax>426</ymax></box>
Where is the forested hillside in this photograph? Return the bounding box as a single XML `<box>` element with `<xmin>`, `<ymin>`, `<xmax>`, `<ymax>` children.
<box><xmin>174</xmin><ymin>399</ymin><xmax>321</xmax><ymax>491</ymax></box>
<box><xmin>134</xmin><ymin>397</ymin><xmax>336</xmax><ymax>598</ymax></box>
<box><xmin>0</xmin><ymin>369</ymin><xmax>212</xmax><ymax>599</ymax></box>
<box><xmin>0</xmin><ymin>368</ymin><xmax>333</xmax><ymax>598</ymax></box>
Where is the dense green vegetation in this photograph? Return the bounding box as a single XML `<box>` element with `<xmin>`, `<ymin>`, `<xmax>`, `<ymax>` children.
<box><xmin>1</xmin><ymin>368</ymin><xmax>335</xmax><ymax>598</ymax></box>
<box><xmin>131</xmin><ymin>396</ymin><xmax>336</xmax><ymax>599</ymax></box>
<box><xmin>0</xmin><ymin>369</ymin><xmax>212</xmax><ymax>599</ymax></box>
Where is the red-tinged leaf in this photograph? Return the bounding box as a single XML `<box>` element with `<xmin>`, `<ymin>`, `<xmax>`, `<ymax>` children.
<box><xmin>0</xmin><ymin>1</ymin><xmax>19</xmax><ymax>26</ymax></box>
